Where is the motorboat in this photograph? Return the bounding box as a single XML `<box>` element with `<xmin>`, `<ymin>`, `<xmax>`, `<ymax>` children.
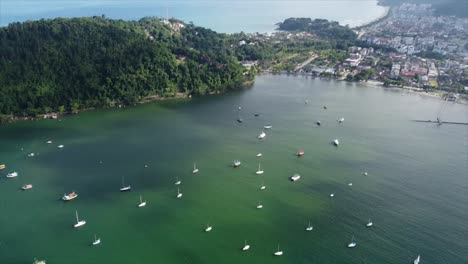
<box><xmin>205</xmin><ymin>224</ymin><xmax>212</xmax><ymax>232</ymax></box>
<box><xmin>333</xmin><ymin>139</ymin><xmax>339</xmax><ymax>146</ymax></box>
<box><xmin>6</xmin><ymin>172</ymin><xmax>18</xmax><ymax>178</ymax></box>
<box><xmin>338</xmin><ymin>117</ymin><xmax>344</xmax><ymax>123</ymax></box>
<box><xmin>290</xmin><ymin>174</ymin><xmax>301</xmax><ymax>182</ymax></box>
<box><xmin>296</xmin><ymin>150</ymin><xmax>304</xmax><ymax>156</ymax></box>
<box><xmin>22</xmin><ymin>184</ymin><xmax>33</xmax><ymax>190</ymax></box>
<box><xmin>62</xmin><ymin>191</ymin><xmax>78</xmax><ymax>201</ymax></box>
<box><xmin>256</xmin><ymin>153</ymin><xmax>262</xmax><ymax>157</ymax></box>
<box><xmin>264</xmin><ymin>125</ymin><xmax>272</xmax><ymax>129</ymax></box>
<box><xmin>57</xmin><ymin>145</ymin><xmax>64</xmax><ymax>148</ymax></box>
<box><xmin>232</xmin><ymin>160</ymin><xmax>241</xmax><ymax>167</ymax></box>
<box><xmin>258</xmin><ymin>131</ymin><xmax>266</xmax><ymax>139</ymax></box>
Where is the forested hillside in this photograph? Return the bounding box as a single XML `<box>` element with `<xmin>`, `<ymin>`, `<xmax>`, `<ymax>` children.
<box><xmin>0</xmin><ymin>17</ymin><xmax>247</xmax><ymax>117</ymax></box>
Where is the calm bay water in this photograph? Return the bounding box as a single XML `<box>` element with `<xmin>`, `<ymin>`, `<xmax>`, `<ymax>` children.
<box><xmin>0</xmin><ymin>75</ymin><xmax>467</xmax><ymax>263</ymax></box>
<box><xmin>1</xmin><ymin>0</ymin><xmax>387</xmax><ymax>33</ymax></box>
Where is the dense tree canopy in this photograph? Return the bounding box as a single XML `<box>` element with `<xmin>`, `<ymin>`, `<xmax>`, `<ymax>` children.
<box><xmin>0</xmin><ymin>17</ymin><xmax>246</xmax><ymax>116</ymax></box>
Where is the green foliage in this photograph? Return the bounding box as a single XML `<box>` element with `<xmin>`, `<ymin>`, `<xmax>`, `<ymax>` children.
<box><xmin>277</xmin><ymin>18</ymin><xmax>357</xmax><ymax>43</ymax></box>
<box><xmin>0</xmin><ymin>17</ymin><xmax>246</xmax><ymax>116</ymax></box>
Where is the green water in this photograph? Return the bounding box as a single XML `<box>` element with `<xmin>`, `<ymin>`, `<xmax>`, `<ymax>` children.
<box><xmin>1</xmin><ymin>75</ymin><xmax>467</xmax><ymax>264</ymax></box>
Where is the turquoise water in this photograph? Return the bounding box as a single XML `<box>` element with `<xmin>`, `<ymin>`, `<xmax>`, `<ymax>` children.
<box><xmin>1</xmin><ymin>0</ymin><xmax>387</xmax><ymax>32</ymax></box>
<box><xmin>0</xmin><ymin>75</ymin><xmax>467</xmax><ymax>263</ymax></box>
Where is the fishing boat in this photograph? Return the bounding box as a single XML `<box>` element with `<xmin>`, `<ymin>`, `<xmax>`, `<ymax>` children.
<box><xmin>347</xmin><ymin>236</ymin><xmax>356</xmax><ymax>248</ymax></box>
<box><xmin>174</xmin><ymin>177</ymin><xmax>181</xmax><ymax>185</ymax></box>
<box><xmin>256</xmin><ymin>162</ymin><xmax>264</xmax><ymax>175</ymax></box>
<box><xmin>274</xmin><ymin>245</ymin><xmax>283</xmax><ymax>256</ymax></box>
<box><xmin>256</xmin><ymin>201</ymin><xmax>263</xmax><ymax>209</ymax></box>
<box><xmin>6</xmin><ymin>172</ymin><xmax>18</xmax><ymax>178</ymax></box>
<box><xmin>232</xmin><ymin>160</ymin><xmax>241</xmax><ymax>167</ymax></box>
<box><xmin>33</xmin><ymin>258</ymin><xmax>46</xmax><ymax>264</ymax></box>
<box><xmin>338</xmin><ymin>117</ymin><xmax>344</xmax><ymax>123</ymax></box>
<box><xmin>177</xmin><ymin>188</ymin><xmax>183</xmax><ymax>198</ymax></box>
<box><xmin>366</xmin><ymin>219</ymin><xmax>373</xmax><ymax>227</ymax></box>
<box><xmin>57</xmin><ymin>145</ymin><xmax>64</xmax><ymax>148</ymax></box>
<box><xmin>414</xmin><ymin>255</ymin><xmax>420</xmax><ymax>264</ymax></box>
<box><xmin>119</xmin><ymin>177</ymin><xmax>131</xmax><ymax>192</ymax></box>
<box><xmin>62</xmin><ymin>191</ymin><xmax>78</xmax><ymax>201</ymax></box>
<box><xmin>306</xmin><ymin>221</ymin><xmax>313</xmax><ymax>231</ymax></box>
<box><xmin>205</xmin><ymin>224</ymin><xmax>212</xmax><ymax>232</ymax></box>
<box><xmin>242</xmin><ymin>240</ymin><xmax>250</xmax><ymax>251</ymax></box>
<box><xmin>290</xmin><ymin>174</ymin><xmax>301</xmax><ymax>182</ymax></box>
<box><xmin>22</xmin><ymin>184</ymin><xmax>33</xmax><ymax>190</ymax></box>
<box><xmin>73</xmin><ymin>210</ymin><xmax>86</xmax><ymax>228</ymax></box>
<box><xmin>0</xmin><ymin>164</ymin><xmax>5</xmax><ymax>170</ymax></box>
<box><xmin>46</xmin><ymin>140</ymin><xmax>52</xmax><ymax>144</ymax></box>
<box><xmin>138</xmin><ymin>194</ymin><xmax>146</xmax><ymax>207</ymax></box>
<box><xmin>264</xmin><ymin>125</ymin><xmax>272</xmax><ymax>129</ymax></box>
<box><xmin>258</xmin><ymin>131</ymin><xmax>266</xmax><ymax>139</ymax></box>
<box><xmin>92</xmin><ymin>234</ymin><xmax>101</xmax><ymax>246</ymax></box>
<box><xmin>316</xmin><ymin>121</ymin><xmax>321</xmax><ymax>126</ymax></box>
<box><xmin>256</xmin><ymin>153</ymin><xmax>262</xmax><ymax>157</ymax></box>
<box><xmin>296</xmin><ymin>150</ymin><xmax>305</xmax><ymax>156</ymax></box>
<box><xmin>192</xmin><ymin>162</ymin><xmax>199</xmax><ymax>174</ymax></box>
<box><xmin>333</xmin><ymin>139</ymin><xmax>339</xmax><ymax>146</ymax></box>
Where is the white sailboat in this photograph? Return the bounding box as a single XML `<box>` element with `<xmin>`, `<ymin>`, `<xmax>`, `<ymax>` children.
<box><xmin>290</xmin><ymin>174</ymin><xmax>301</xmax><ymax>182</ymax></box>
<box><xmin>274</xmin><ymin>244</ymin><xmax>283</xmax><ymax>256</ymax></box>
<box><xmin>260</xmin><ymin>181</ymin><xmax>266</xmax><ymax>190</ymax></box>
<box><xmin>414</xmin><ymin>255</ymin><xmax>420</xmax><ymax>264</ymax></box>
<box><xmin>306</xmin><ymin>221</ymin><xmax>313</xmax><ymax>231</ymax></box>
<box><xmin>92</xmin><ymin>234</ymin><xmax>101</xmax><ymax>246</ymax></box>
<box><xmin>175</xmin><ymin>177</ymin><xmax>181</xmax><ymax>185</ymax></box>
<box><xmin>256</xmin><ymin>153</ymin><xmax>262</xmax><ymax>157</ymax></box>
<box><xmin>192</xmin><ymin>162</ymin><xmax>199</xmax><ymax>174</ymax></box>
<box><xmin>256</xmin><ymin>201</ymin><xmax>263</xmax><ymax>209</ymax></box>
<box><xmin>177</xmin><ymin>187</ymin><xmax>183</xmax><ymax>198</ymax></box>
<box><xmin>338</xmin><ymin>117</ymin><xmax>345</xmax><ymax>123</ymax></box>
<box><xmin>138</xmin><ymin>194</ymin><xmax>146</xmax><ymax>207</ymax></box>
<box><xmin>366</xmin><ymin>219</ymin><xmax>373</xmax><ymax>227</ymax></box>
<box><xmin>46</xmin><ymin>140</ymin><xmax>53</xmax><ymax>144</ymax></box>
<box><xmin>333</xmin><ymin>139</ymin><xmax>339</xmax><ymax>146</ymax></box>
<box><xmin>57</xmin><ymin>144</ymin><xmax>64</xmax><ymax>148</ymax></box>
<box><xmin>73</xmin><ymin>210</ymin><xmax>86</xmax><ymax>228</ymax></box>
<box><xmin>258</xmin><ymin>131</ymin><xmax>266</xmax><ymax>139</ymax></box>
<box><xmin>119</xmin><ymin>177</ymin><xmax>131</xmax><ymax>192</ymax></box>
<box><xmin>205</xmin><ymin>223</ymin><xmax>212</xmax><ymax>232</ymax></box>
<box><xmin>347</xmin><ymin>236</ymin><xmax>356</xmax><ymax>248</ymax></box>
<box><xmin>242</xmin><ymin>240</ymin><xmax>250</xmax><ymax>251</ymax></box>
<box><xmin>264</xmin><ymin>125</ymin><xmax>272</xmax><ymax>129</ymax></box>
<box><xmin>256</xmin><ymin>162</ymin><xmax>264</xmax><ymax>175</ymax></box>
<box><xmin>364</xmin><ymin>172</ymin><xmax>368</xmax><ymax>176</ymax></box>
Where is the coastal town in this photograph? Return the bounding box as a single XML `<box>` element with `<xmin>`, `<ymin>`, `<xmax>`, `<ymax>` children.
<box><xmin>235</xmin><ymin>3</ymin><xmax>468</xmax><ymax>99</ymax></box>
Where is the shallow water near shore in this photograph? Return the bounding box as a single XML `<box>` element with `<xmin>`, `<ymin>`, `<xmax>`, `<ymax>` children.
<box><xmin>0</xmin><ymin>75</ymin><xmax>467</xmax><ymax>264</ymax></box>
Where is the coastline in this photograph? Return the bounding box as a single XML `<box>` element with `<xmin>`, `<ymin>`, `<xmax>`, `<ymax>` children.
<box><xmin>352</xmin><ymin>5</ymin><xmax>391</xmax><ymax>31</ymax></box>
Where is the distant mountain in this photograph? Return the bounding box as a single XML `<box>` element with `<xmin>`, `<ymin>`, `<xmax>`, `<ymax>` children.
<box><xmin>380</xmin><ymin>0</ymin><xmax>468</xmax><ymax>18</ymax></box>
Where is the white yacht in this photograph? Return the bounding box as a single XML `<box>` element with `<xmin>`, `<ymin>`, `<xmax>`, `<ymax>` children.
<box><xmin>347</xmin><ymin>236</ymin><xmax>356</xmax><ymax>248</ymax></box>
<box><xmin>242</xmin><ymin>240</ymin><xmax>250</xmax><ymax>251</ymax></box>
<box><xmin>414</xmin><ymin>255</ymin><xmax>420</xmax><ymax>264</ymax></box>
<box><xmin>256</xmin><ymin>162</ymin><xmax>264</xmax><ymax>175</ymax></box>
<box><xmin>290</xmin><ymin>174</ymin><xmax>301</xmax><ymax>182</ymax></box>
<box><xmin>258</xmin><ymin>131</ymin><xmax>266</xmax><ymax>139</ymax></box>
<box><xmin>205</xmin><ymin>224</ymin><xmax>212</xmax><ymax>232</ymax></box>
<box><xmin>6</xmin><ymin>172</ymin><xmax>18</xmax><ymax>178</ymax></box>
<box><xmin>192</xmin><ymin>162</ymin><xmax>199</xmax><ymax>174</ymax></box>
<box><xmin>138</xmin><ymin>194</ymin><xmax>146</xmax><ymax>207</ymax></box>
<box><xmin>274</xmin><ymin>245</ymin><xmax>283</xmax><ymax>256</ymax></box>
<box><xmin>177</xmin><ymin>188</ymin><xmax>183</xmax><ymax>198</ymax></box>
<box><xmin>306</xmin><ymin>221</ymin><xmax>313</xmax><ymax>231</ymax></box>
<box><xmin>57</xmin><ymin>145</ymin><xmax>64</xmax><ymax>148</ymax></box>
<box><xmin>366</xmin><ymin>219</ymin><xmax>373</xmax><ymax>227</ymax></box>
<box><xmin>232</xmin><ymin>160</ymin><xmax>241</xmax><ymax>167</ymax></box>
<box><xmin>92</xmin><ymin>234</ymin><xmax>101</xmax><ymax>246</ymax></box>
<box><xmin>333</xmin><ymin>139</ymin><xmax>339</xmax><ymax>146</ymax></box>
<box><xmin>73</xmin><ymin>210</ymin><xmax>86</xmax><ymax>228</ymax></box>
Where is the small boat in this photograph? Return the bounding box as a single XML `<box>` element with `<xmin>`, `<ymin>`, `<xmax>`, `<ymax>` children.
<box><xmin>119</xmin><ymin>177</ymin><xmax>131</xmax><ymax>192</ymax></box>
<box><xmin>192</xmin><ymin>162</ymin><xmax>199</xmax><ymax>174</ymax></box>
<box><xmin>256</xmin><ymin>153</ymin><xmax>262</xmax><ymax>157</ymax></box>
<box><xmin>258</xmin><ymin>131</ymin><xmax>266</xmax><ymax>139</ymax></box>
<box><xmin>264</xmin><ymin>125</ymin><xmax>272</xmax><ymax>129</ymax></box>
<box><xmin>364</xmin><ymin>172</ymin><xmax>368</xmax><ymax>176</ymax></box>
<box><xmin>174</xmin><ymin>177</ymin><xmax>181</xmax><ymax>185</ymax></box>
<box><xmin>274</xmin><ymin>245</ymin><xmax>283</xmax><ymax>256</ymax></box>
<box><xmin>28</xmin><ymin>153</ymin><xmax>35</xmax><ymax>157</ymax></box>
<box><xmin>57</xmin><ymin>145</ymin><xmax>64</xmax><ymax>148</ymax></box>
<box><xmin>256</xmin><ymin>162</ymin><xmax>264</xmax><ymax>175</ymax></box>
<box><xmin>62</xmin><ymin>191</ymin><xmax>78</xmax><ymax>201</ymax></box>
<box><xmin>414</xmin><ymin>255</ymin><xmax>420</xmax><ymax>264</ymax></box>
<box><xmin>6</xmin><ymin>172</ymin><xmax>18</xmax><ymax>178</ymax></box>
<box><xmin>205</xmin><ymin>224</ymin><xmax>212</xmax><ymax>232</ymax></box>
<box><xmin>22</xmin><ymin>184</ymin><xmax>33</xmax><ymax>190</ymax></box>
<box><xmin>306</xmin><ymin>221</ymin><xmax>313</xmax><ymax>231</ymax></box>
<box><xmin>242</xmin><ymin>240</ymin><xmax>250</xmax><ymax>251</ymax></box>
<box><xmin>305</xmin><ymin>99</ymin><xmax>309</xmax><ymax>104</ymax></box>
<box><xmin>290</xmin><ymin>174</ymin><xmax>301</xmax><ymax>182</ymax></box>
<box><xmin>316</xmin><ymin>121</ymin><xmax>321</xmax><ymax>126</ymax></box>
<box><xmin>33</xmin><ymin>258</ymin><xmax>46</xmax><ymax>264</ymax></box>
<box><xmin>46</xmin><ymin>140</ymin><xmax>52</xmax><ymax>144</ymax></box>
<box><xmin>338</xmin><ymin>117</ymin><xmax>344</xmax><ymax>123</ymax></box>
<box><xmin>348</xmin><ymin>183</ymin><xmax>353</xmax><ymax>186</ymax></box>
<box><xmin>254</xmin><ymin>113</ymin><xmax>259</xmax><ymax>117</ymax></box>
<box><xmin>333</xmin><ymin>139</ymin><xmax>339</xmax><ymax>146</ymax></box>
<box><xmin>256</xmin><ymin>201</ymin><xmax>263</xmax><ymax>209</ymax></box>
<box><xmin>330</xmin><ymin>193</ymin><xmax>335</xmax><ymax>197</ymax></box>
<box><xmin>0</xmin><ymin>164</ymin><xmax>5</xmax><ymax>170</ymax></box>
<box><xmin>73</xmin><ymin>210</ymin><xmax>86</xmax><ymax>228</ymax></box>
<box><xmin>92</xmin><ymin>234</ymin><xmax>101</xmax><ymax>246</ymax></box>
<box><xmin>176</xmin><ymin>188</ymin><xmax>183</xmax><ymax>198</ymax></box>
<box><xmin>237</xmin><ymin>118</ymin><xmax>243</xmax><ymax>123</ymax></box>
<box><xmin>260</xmin><ymin>181</ymin><xmax>266</xmax><ymax>190</ymax></box>
<box><xmin>366</xmin><ymin>219</ymin><xmax>373</xmax><ymax>227</ymax></box>
<box><xmin>232</xmin><ymin>160</ymin><xmax>241</xmax><ymax>167</ymax></box>
<box><xmin>347</xmin><ymin>236</ymin><xmax>356</xmax><ymax>248</ymax></box>
<box><xmin>323</xmin><ymin>106</ymin><xmax>327</xmax><ymax>109</ymax></box>
<box><xmin>238</xmin><ymin>106</ymin><xmax>242</xmax><ymax>110</ymax></box>
<box><xmin>296</xmin><ymin>150</ymin><xmax>304</xmax><ymax>156</ymax></box>
<box><xmin>138</xmin><ymin>194</ymin><xmax>146</xmax><ymax>207</ymax></box>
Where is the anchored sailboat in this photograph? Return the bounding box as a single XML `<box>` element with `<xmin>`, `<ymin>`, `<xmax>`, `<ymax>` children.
<box><xmin>73</xmin><ymin>210</ymin><xmax>86</xmax><ymax>228</ymax></box>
